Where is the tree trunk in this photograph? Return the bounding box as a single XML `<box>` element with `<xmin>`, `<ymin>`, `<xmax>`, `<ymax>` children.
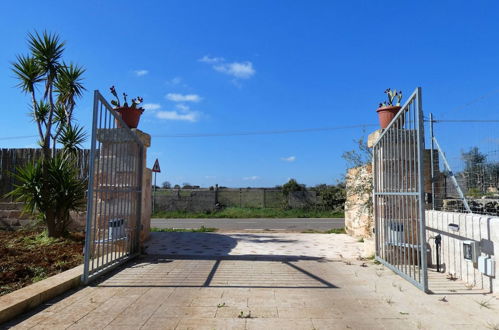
<box><xmin>41</xmin><ymin>144</ymin><xmax>60</xmax><ymax>237</ymax></box>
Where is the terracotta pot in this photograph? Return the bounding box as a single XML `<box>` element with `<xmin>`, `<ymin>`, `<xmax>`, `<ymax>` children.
<box><xmin>376</xmin><ymin>105</ymin><xmax>401</xmax><ymax>129</ymax></box>
<box><xmin>114</xmin><ymin>106</ymin><xmax>144</xmax><ymax>129</ymax></box>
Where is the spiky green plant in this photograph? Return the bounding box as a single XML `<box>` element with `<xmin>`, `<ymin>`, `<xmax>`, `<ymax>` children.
<box><xmin>379</xmin><ymin>88</ymin><xmax>403</xmax><ymax>108</ymax></box>
<box><xmin>10</xmin><ymin>31</ymin><xmax>86</xmax><ymax>237</ymax></box>
<box><xmin>7</xmin><ymin>153</ymin><xmax>87</xmax><ymax>237</ymax></box>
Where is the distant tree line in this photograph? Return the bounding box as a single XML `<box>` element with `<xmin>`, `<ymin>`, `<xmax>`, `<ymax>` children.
<box><xmin>459</xmin><ymin>147</ymin><xmax>499</xmax><ymax>195</ymax></box>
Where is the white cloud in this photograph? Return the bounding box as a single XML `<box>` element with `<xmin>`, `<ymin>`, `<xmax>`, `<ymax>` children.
<box><xmin>166</xmin><ymin>93</ymin><xmax>202</xmax><ymax>102</ymax></box>
<box><xmin>156</xmin><ymin>110</ymin><xmax>199</xmax><ymax>122</ymax></box>
<box><xmin>134</xmin><ymin>69</ymin><xmax>148</xmax><ymax>77</ymax></box>
<box><xmin>214</xmin><ymin>61</ymin><xmax>255</xmax><ymax>79</ymax></box>
<box><xmin>168</xmin><ymin>77</ymin><xmax>182</xmax><ymax>85</ymax></box>
<box><xmin>142</xmin><ymin>103</ymin><xmax>161</xmax><ymax>111</ymax></box>
<box><xmin>175</xmin><ymin>103</ymin><xmax>190</xmax><ymax>112</ymax></box>
<box><xmin>243</xmin><ymin>176</ymin><xmax>260</xmax><ymax>181</ymax></box>
<box><xmin>198</xmin><ymin>55</ymin><xmax>225</xmax><ymax>64</ymax></box>
<box><xmin>199</xmin><ymin>56</ymin><xmax>256</xmax><ymax>81</ymax></box>
<box><xmin>205</xmin><ymin>175</ymin><xmax>216</xmax><ymax>179</ymax></box>
<box><xmin>281</xmin><ymin>156</ymin><xmax>296</xmax><ymax>162</ymax></box>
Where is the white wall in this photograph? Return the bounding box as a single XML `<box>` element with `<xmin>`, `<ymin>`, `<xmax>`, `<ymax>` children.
<box><xmin>426</xmin><ymin>210</ymin><xmax>499</xmax><ymax>293</ymax></box>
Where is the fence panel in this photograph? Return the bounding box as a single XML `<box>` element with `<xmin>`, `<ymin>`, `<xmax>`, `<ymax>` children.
<box><xmin>0</xmin><ymin>148</ymin><xmax>90</xmax><ymax>199</ymax></box>
<box><xmin>429</xmin><ymin>117</ymin><xmax>499</xmax><ymax>216</ymax></box>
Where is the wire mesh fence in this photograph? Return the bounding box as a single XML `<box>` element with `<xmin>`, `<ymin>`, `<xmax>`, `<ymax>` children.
<box><xmin>428</xmin><ymin>118</ymin><xmax>499</xmax><ymax>216</ymax></box>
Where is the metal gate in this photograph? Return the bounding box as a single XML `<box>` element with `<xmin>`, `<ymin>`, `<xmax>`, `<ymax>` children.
<box><xmin>82</xmin><ymin>90</ymin><xmax>144</xmax><ymax>284</ymax></box>
<box><xmin>373</xmin><ymin>87</ymin><xmax>428</xmax><ymax>292</ymax></box>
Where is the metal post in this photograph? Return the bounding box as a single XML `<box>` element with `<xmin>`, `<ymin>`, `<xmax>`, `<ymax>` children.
<box><xmin>415</xmin><ymin>87</ymin><xmax>428</xmax><ymax>292</ymax></box>
<box><xmin>432</xmin><ymin>137</ymin><xmax>472</xmax><ymax>213</ymax></box>
<box><xmin>430</xmin><ymin>113</ymin><xmax>435</xmax><ymax>210</ymax></box>
<box><xmin>82</xmin><ymin>91</ymin><xmax>100</xmax><ymax>284</ymax></box>
<box><xmin>153</xmin><ymin>171</ymin><xmax>157</xmax><ymax>214</ymax></box>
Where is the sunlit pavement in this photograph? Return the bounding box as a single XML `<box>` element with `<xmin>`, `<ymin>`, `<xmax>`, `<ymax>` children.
<box><xmin>5</xmin><ymin>233</ymin><xmax>498</xmax><ymax>329</ymax></box>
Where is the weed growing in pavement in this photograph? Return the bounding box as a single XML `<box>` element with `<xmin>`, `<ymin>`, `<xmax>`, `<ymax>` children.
<box><xmin>486</xmin><ymin>322</ymin><xmax>499</xmax><ymax>330</ymax></box>
<box><xmin>238</xmin><ymin>311</ymin><xmax>252</xmax><ymax>318</ymax></box>
<box><xmin>476</xmin><ymin>298</ymin><xmax>493</xmax><ymax>309</ymax></box>
<box><xmin>217</xmin><ymin>303</ymin><xmax>226</xmax><ymax>308</ymax></box>
<box><xmin>385</xmin><ymin>297</ymin><xmax>394</xmax><ymax>305</ymax></box>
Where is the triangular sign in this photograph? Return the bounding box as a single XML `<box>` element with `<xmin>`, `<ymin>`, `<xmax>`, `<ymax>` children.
<box><xmin>152</xmin><ymin>159</ymin><xmax>161</xmax><ymax>173</ymax></box>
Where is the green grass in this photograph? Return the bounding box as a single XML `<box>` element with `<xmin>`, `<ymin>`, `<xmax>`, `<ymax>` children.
<box><xmin>152</xmin><ymin>207</ymin><xmax>344</xmax><ymax>219</ymax></box>
<box><xmin>21</xmin><ymin>231</ymin><xmax>62</xmax><ymax>247</ymax></box>
<box><xmin>150</xmin><ymin>226</ymin><xmax>217</xmax><ymax>233</ymax></box>
<box><xmin>301</xmin><ymin>228</ymin><xmax>346</xmax><ymax>234</ymax></box>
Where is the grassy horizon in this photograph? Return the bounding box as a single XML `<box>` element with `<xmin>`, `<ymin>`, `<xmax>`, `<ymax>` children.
<box><xmin>152</xmin><ymin>207</ymin><xmax>344</xmax><ymax>219</ymax></box>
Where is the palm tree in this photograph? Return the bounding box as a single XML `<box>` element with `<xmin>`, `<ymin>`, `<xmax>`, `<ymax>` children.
<box><xmin>10</xmin><ymin>31</ymin><xmax>87</xmax><ymax>237</ymax></box>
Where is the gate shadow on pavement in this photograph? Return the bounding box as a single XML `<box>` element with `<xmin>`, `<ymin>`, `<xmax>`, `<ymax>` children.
<box><xmin>94</xmin><ymin>256</ymin><xmax>338</xmax><ymax>289</ymax></box>
<box><xmin>95</xmin><ymin>232</ymin><xmax>340</xmax><ymax>289</ymax></box>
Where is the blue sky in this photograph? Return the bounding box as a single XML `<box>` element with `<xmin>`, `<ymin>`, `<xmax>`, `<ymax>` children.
<box><xmin>1</xmin><ymin>1</ymin><xmax>499</xmax><ymax>187</ymax></box>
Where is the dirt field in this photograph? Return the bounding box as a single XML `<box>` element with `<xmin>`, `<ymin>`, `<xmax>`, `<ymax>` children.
<box><xmin>0</xmin><ymin>230</ymin><xmax>84</xmax><ymax>296</ymax></box>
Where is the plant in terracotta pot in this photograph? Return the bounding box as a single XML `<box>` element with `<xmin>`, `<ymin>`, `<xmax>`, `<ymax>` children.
<box><xmin>377</xmin><ymin>88</ymin><xmax>403</xmax><ymax>129</ymax></box>
<box><xmin>109</xmin><ymin>86</ymin><xmax>144</xmax><ymax>128</ymax></box>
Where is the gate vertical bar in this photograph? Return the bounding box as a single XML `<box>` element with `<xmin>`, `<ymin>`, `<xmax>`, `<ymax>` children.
<box><xmin>415</xmin><ymin>87</ymin><xmax>428</xmax><ymax>291</ymax></box>
<box><xmin>82</xmin><ymin>91</ymin><xmax>100</xmax><ymax>283</ymax></box>
<box><xmin>430</xmin><ymin>113</ymin><xmax>435</xmax><ymax>210</ymax></box>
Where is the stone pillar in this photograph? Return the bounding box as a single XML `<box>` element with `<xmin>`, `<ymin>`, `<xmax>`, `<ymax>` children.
<box><xmin>92</xmin><ymin>128</ymin><xmax>152</xmax><ymax>256</ymax></box>
<box><xmin>131</xmin><ymin>129</ymin><xmax>152</xmax><ymax>246</ymax></box>
<box><xmin>345</xmin><ymin>164</ymin><xmax>373</xmax><ymax>239</ymax></box>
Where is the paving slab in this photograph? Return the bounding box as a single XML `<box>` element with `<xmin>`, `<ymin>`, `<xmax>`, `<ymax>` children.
<box><xmin>4</xmin><ymin>232</ymin><xmax>499</xmax><ymax>329</ymax></box>
<box><xmin>144</xmin><ymin>232</ymin><xmax>363</xmax><ymax>260</ymax></box>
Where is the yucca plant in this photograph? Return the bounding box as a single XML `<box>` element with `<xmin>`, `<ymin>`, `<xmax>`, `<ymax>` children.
<box><xmin>7</xmin><ymin>154</ymin><xmax>87</xmax><ymax>237</ymax></box>
<box><xmin>10</xmin><ymin>31</ymin><xmax>86</xmax><ymax>237</ymax></box>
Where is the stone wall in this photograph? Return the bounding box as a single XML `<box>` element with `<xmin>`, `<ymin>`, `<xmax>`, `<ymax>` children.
<box><xmin>426</xmin><ymin>210</ymin><xmax>499</xmax><ymax>292</ymax></box>
<box><xmin>442</xmin><ymin>198</ymin><xmax>499</xmax><ymax>216</ymax></box>
<box><xmin>345</xmin><ymin>164</ymin><xmax>373</xmax><ymax>238</ymax></box>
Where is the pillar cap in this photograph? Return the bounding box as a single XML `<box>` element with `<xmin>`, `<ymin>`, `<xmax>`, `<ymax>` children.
<box><xmin>131</xmin><ymin>129</ymin><xmax>151</xmax><ymax>147</ymax></box>
<box><xmin>367</xmin><ymin>129</ymin><xmax>383</xmax><ymax>148</ymax></box>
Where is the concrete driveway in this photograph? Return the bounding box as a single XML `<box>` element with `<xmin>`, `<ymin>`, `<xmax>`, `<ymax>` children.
<box><xmin>151</xmin><ymin>218</ymin><xmax>345</xmax><ymax>231</ymax></box>
<box><xmin>5</xmin><ymin>232</ymin><xmax>498</xmax><ymax>329</ymax></box>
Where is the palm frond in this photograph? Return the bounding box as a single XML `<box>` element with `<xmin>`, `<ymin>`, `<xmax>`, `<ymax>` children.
<box><xmin>53</xmin><ymin>103</ymin><xmax>68</xmax><ymax>125</ymax></box>
<box><xmin>11</xmin><ymin>55</ymin><xmax>43</xmax><ymax>93</ymax></box>
<box><xmin>32</xmin><ymin>100</ymin><xmax>50</xmax><ymax>123</ymax></box>
<box><xmin>57</xmin><ymin>124</ymin><xmax>87</xmax><ymax>156</ymax></box>
<box><xmin>55</xmin><ymin>62</ymin><xmax>86</xmax><ymax>106</ymax></box>
<box><xmin>28</xmin><ymin>31</ymin><xmax>65</xmax><ymax>97</ymax></box>
<box><xmin>27</xmin><ymin>31</ymin><xmax>65</xmax><ymax>74</ymax></box>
